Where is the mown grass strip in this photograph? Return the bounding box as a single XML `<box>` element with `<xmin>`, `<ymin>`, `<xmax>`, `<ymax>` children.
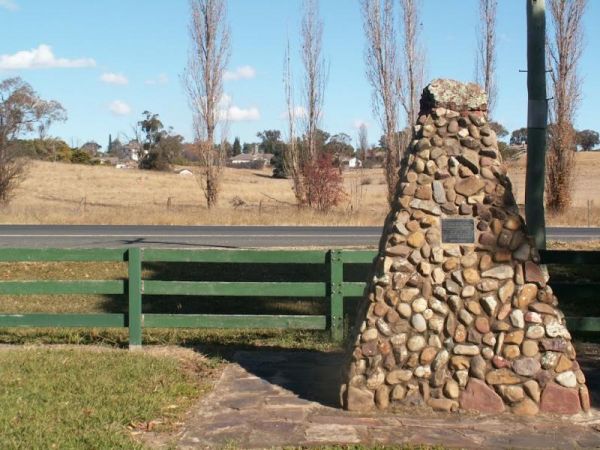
<box><xmin>0</xmin><ymin>348</ymin><xmax>204</xmax><ymax>449</ymax></box>
<box><xmin>0</xmin><ymin>328</ymin><xmax>339</xmax><ymax>351</ymax></box>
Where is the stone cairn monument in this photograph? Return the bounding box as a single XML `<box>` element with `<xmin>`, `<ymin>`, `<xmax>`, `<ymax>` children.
<box><xmin>340</xmin><ymin>79</ymin><xmax>589</xmax><ymax>416</ymax></box>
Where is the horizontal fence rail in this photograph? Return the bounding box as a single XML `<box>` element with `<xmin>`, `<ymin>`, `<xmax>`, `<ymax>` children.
<box><xmin>0</xmin><ymin>247</ymin><xmax>598</xmax><ymax>348</ymax></box>
<box><xmin>0</xmin><ymin>280</ymin><xmax>125</xmax><ymax>295</ymax></box>
<box><xmin>0</xmin><ymin>313</ymin><xmax>127</xmax><ymax>328</ymax></box>
<box><xmin>142</xmin><ymin>248</ymin><xmax>328</xmax><ymax>264</ymax></box>
<box><xmin>143</xmin><ymin>281</ymin><xmax>327</xmax><ymax>297</ymax></box>
<box><xmin>143</xmin><ymin>314</ymin><xmax>327</xmax><ymax>330</ymax></box>
<box><xmin>0</xmin><ymin>248</ymin><xmax>128</xmax><ymax>262</ymax></box>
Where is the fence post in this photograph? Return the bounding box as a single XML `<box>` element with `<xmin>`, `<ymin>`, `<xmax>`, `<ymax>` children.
<box><xmin>128</xmin><ymin>247</ymin><xmax>143</xmax><ymax>350</ymax></box>
<box><xmin>329</xmin><ymin>249</ymin><xmax>344</xmax><ymax>342</ymax></box>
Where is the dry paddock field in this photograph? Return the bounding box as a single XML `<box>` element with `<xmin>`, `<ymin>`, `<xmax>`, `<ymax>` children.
<box><xmin>2</xmin><ymin>152</ymin><xmax>600</xmax><ymax>226</ymax></box>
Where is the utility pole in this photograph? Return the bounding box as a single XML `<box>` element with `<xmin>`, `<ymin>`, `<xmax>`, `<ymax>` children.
<box><xmin>526</xmin><ymin>0</ymin><xmax>547</xmax><ymax>249</ymax></box>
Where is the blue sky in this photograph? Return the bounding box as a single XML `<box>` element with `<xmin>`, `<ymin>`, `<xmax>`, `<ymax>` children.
<box><xmin>1</xmin><ymin>0</ymin><xmax>599</xmax><ymax>150</ymax></box>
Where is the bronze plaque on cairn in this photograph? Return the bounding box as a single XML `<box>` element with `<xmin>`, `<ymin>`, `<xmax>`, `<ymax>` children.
<box><xmin>442</xmin><ymin>218</ymin><xmax>475</xmax><ymax>244</ymax></box>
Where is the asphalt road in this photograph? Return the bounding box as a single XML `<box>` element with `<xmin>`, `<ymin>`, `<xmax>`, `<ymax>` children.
<box><xmin>0</xmin><ymin>225</ymin><xmax>598</xmax><ymax>248</ymax></box>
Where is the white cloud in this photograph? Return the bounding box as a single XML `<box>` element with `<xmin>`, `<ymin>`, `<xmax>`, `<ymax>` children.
<box><xmin>219</xmin><ymin>93</ymin><xmax>232</xmax><ymax>106</ymax></box>
<box><xmin>224</xmin><ymin>65</ymin><xmax>256</xmax><ymax>81</ymax></box>
<box><xmin>292</xmin><ymin>106</ymin><xmax>307</xmax><ymax>119</ymax></box>
<box><xmin>145</xmin><ymin>73</ymin><xmax>169</xmax><ymax>85</ymax></box>
<box><xmin>109</xmin><ymin>100</ymin><xmax>131</xmax><ymax>116</ymax></box>
<box><xmin>353</xmin><ymin>119</ymin><xmax>369</xmax><ymax>129</ymax></box>
<box><xmin>100</xmin><ymin>72</ymin><xmax>128</xmax><ymax>85</ymax></box>
<box><xmin>0</xmin><ymin>44</ymin><xmax>95</xmax><ymax>70</ymax></box>
<box><xmin>0</xmin><ymin>0</ymin><xmax>18</xmax><ymax>11</ymax></box>
<box><xmin>214</xmin><ymin>93</ymin><xmax>259</xmax><ymax>121</ymax></box>
<box><xmin>220</xmin><ymin>105</ymin><xmax>260</xmax><ymax>122</ymax></box>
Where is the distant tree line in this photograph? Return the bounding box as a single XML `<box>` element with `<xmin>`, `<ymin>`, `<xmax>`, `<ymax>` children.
<box><xmin>508</xmin><ymin>126</ymin><xmax>599</xmax><ymax>151</ymax></box>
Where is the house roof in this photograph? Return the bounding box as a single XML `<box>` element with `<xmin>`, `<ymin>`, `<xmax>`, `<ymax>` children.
<box><xmin>230</xmin><ymin>153</ymin><xmax>274</xmax><ymax>162</ymax></box>
<box><xmin>230</xmin><ymin>154</ymin><xmax>255</xmax><ymax>162</ymax></box>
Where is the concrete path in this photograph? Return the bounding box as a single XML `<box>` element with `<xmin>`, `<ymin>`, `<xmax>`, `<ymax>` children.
<box><xmin>178</xmin><ymin>350</ymin><xmax>600</xmax><ymax>449</ymax></box>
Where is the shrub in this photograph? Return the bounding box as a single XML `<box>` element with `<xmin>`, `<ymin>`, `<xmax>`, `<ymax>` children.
<box><xmin>304</xmin><ymin>153</ymin><xmax>346</xmax><ymax>212</ymax></box>
<box><xmin>270</xmin><ymin>149</ymin><xmax>289</xmax><ymax>178</ymax></box>
<box><xmin>248</xmin><ymin>159</ymin><xmax>266</xmax><ymax>170</ymax></box>
<box><xmin>70</xmin><ymin>149</ymin><xmax>92</xmax><ymax>165</ymax></box>
<box><xmin>362</xmin><ymin>159</ymin><xmax>382</xmax><ymax>169</ymax></box>
<box><xmin>230</xmin><ymin>196</ymin><xmax>246</xmax><ymax>208</ymax></box>
<box><xmin>138</xmin><ymin>149</ymin><xmax>171</xmax><ymax>171</ymax></box>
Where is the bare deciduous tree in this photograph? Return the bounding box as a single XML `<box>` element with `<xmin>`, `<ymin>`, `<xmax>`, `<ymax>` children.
<box><xmin>283</xmin><ymin>38</ymin><xmax>308</xmax><ymax>205</ymax></box>
<box><xmin>398</xmin><ymin>0</ymin><xmax>425</xmax><ymax>127</ymax></box>
<box><xmin>546</xmin><ymin>0</ymin><xmax>586</xmax><ymax>213</ymax></box>
<box><xmin>183</xmin><ymin>0</ymin><xmax>231</xmax><ymax>209</ymax></box>
<box><xmin>475</xmin><ymin>0</ymin><xmax>497</xmax><ymax>115</ymax></box>
<box><xmin>357</xmin><ymin>123</ymin><xmax>369</xmax><ymax>162</ymax></box>
<box><xmin>0</xmin><ymin>77</ymin><xmax>66</xmax><ymax>204</ymax></box>
<box><xmin>301</xmin><ymin>0</ymin><xmax>327</xmax><ymax>161</ymax></box>
<box><xmin>360</xmin><ymin>0</ymin><xmax>401</xmax><ymax>205</ymax></box>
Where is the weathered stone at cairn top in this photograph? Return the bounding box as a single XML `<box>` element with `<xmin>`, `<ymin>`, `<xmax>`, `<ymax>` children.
<box><xmin>419</xmin><ymin>79</ymin><xmax>488</xmax><ymax>113</ymax></box>
<box><xmin>340</xmin><ymin>79</ymin><xmax>589</xmax><ymax>416</ymax></box>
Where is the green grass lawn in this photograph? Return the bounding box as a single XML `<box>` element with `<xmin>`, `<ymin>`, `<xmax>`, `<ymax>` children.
<box><xmin>0</xmin><ymin>347</ymin><xmax>213</xmax><ymax>449</ymax></box>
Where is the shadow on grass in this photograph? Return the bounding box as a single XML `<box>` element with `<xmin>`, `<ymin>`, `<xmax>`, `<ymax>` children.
<box><xmin>85</xmin><ymin>259</ymin><xmax>369</xmax><ymax>407</ymax></box>
<box><xmin>96</xmin><ymin>259</ymin><xmax>371</xmax><ymax>321</ymax></box>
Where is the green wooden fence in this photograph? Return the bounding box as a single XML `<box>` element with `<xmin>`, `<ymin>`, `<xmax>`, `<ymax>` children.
<box><xmin>0</xmin><ymin>247</ymin><xmax>598</xmax><ymax>349</ymax></box>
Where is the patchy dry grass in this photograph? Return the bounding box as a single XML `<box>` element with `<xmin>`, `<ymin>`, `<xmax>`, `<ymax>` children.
<box><xmin>2</xmin><ymin>160</ymin><xmax>387</xmax><ymax>226</ymax></box>
<box><xmin>3</xmin><ymin>155</ymin><xmax>600</xmax><ymax>226</ymax></box>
